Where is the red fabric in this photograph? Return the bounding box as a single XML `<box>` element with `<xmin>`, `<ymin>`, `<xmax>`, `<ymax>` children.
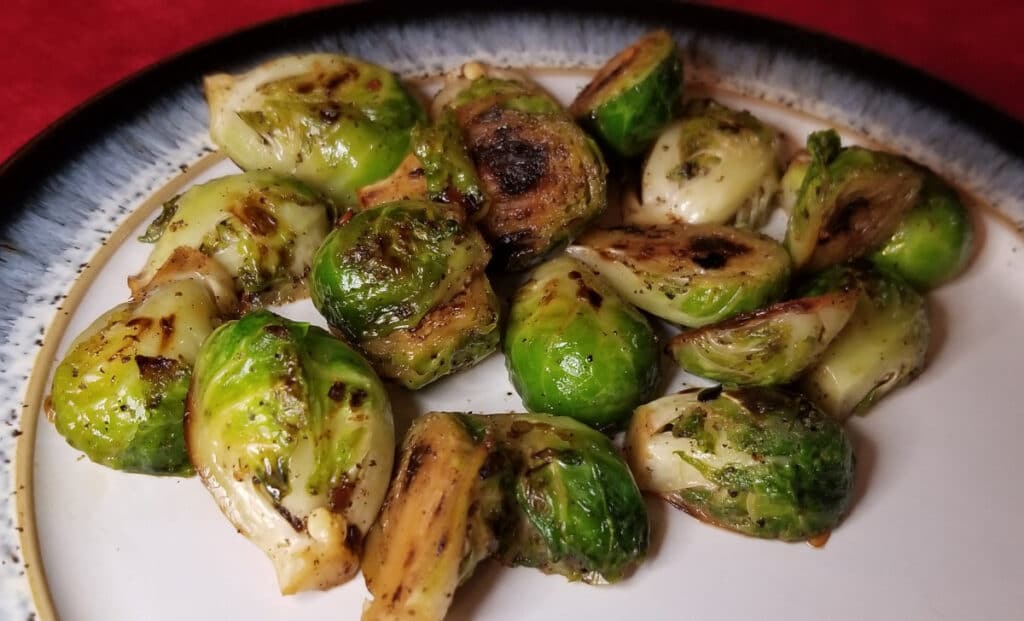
<box><xmin>2</xmin><ymin>0</ymin><xmax>1023</xmax><ymax>164</ymax></box>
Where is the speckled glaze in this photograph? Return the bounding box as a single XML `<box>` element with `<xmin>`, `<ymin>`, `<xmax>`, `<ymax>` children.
<box><xmin>2</xmin><ymin>4</ymin><xmax>1023</xmax><ymax>620</ymax></box>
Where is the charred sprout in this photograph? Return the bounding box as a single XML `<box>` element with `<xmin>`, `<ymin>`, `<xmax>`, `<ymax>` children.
<box><xmin>130</xmin><ymin>171</ymin><xmax>333</xmax><ymax>307</ymax></box>
<box><xmin>438</xmin><ymin>64</ymin><xmax>607</xmax><ymax>270</ymax></box>
<box><xmin>569</xmin><ymin>30</ymin><xmax>683</xmax><ymax>158</ymax></box>
<box><xmin>567</xmin><ymin>224</ymin><xmax>791</xmax><ymax>327</ymax></box>
<box><xmin>504</xmin><ymin>256</ymin><xmax>659</xmax><ymax>429</ymax></box>
<box><xmin>186</xmin><ymin>310</ymin><xmax>394</xmax><ymax>594</ymax></box>
<box><xmin>49</xmin><ymin>278</ymin><xmax>228</xmax><ymax>475</ymax></box>
<box><xmin>635</xmin><ymin>99</ymin><xmax>781</xmax><ymax>228</ymax></box>
<box><xmin>669</xmin><ymin>291</ymin><xmax>857</xmax><ymax>386</ymax></box>
<box><xmin>627</xmin><ymin>387</ymin><xmax>854</xmax><ymax>541</ymax></box>
<box><xmin>797</xmin><ymin>264</ymin><xmax>930</xmax><ymax>419</ymax></box>
<box><xmin>785</xmin><ymin>130</ymin><xmax>923</xmax><ymax>271</ymax></box>
<box><xmin>206</xmin><ymin>54</ymin><xmax>425</xmax><ymax>205</ymax></box>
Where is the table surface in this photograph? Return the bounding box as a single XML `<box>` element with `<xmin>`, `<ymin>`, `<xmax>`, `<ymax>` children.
<box><xmin>2</xmin><ymin>0</ymin><xmax>1023</xmax><ymax>164</ymax></box>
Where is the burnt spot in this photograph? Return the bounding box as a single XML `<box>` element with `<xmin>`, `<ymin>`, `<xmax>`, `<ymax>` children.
<box><xmin>236</xmin><ymin>199</ymin><xmax>278</xmax><ymax>236</ymax></box>
<box><xmin>688</xmin><ymin>235</ymin><xmax>749</xmax><ymax>270</ymax></box>
<box><xmin>366</xmin><ymin>78</ymin><xmax>381</xmax><ymax>92</ymax></box>
<box><xmin>472</xmin><ymin>129</ymin><xmax>549</xmax><ymax>196</ymax></box>
<box><xmin>294</xmin><ymin>81</ymin><xmax>314</xmax><ymax>94</ymax></box>
<box><xmin>436</xmin><ymin>534</ymin><xmax>448</xmax><ymax>556</ymax></box>
<box><xmin>403</xmin><ymin>443</ymin><xmax>433</xmax><ymax>487</ymax></box>
<box><xmin>159</xmin><ymin>315</ymin><xmax>176</xmax><ymax>349</ymax></box>
<box><xmin>697</xmin><ymin>384</ymin><xmax>723</xmax><ymax>402</ymax></box>
<box><xmin>478</xmin><ymin>450</ymin><xmax>507</xmax><ymax>480</ymax></box>
<box><xmin>323</xmin><ymin>67</ymin><xmax>358</xmax><ymax>91</ymax></box>
<box><xmin>264</xmin><ymin>324</ymin><xmax>291</xmax><ymax>339</ymax></box>
<box><xmin>329</xmin><ymin>478</ymin><xmax>356</xmax><ymax>512</ymax></box>
<box><xmin>568</xmin><ymin>270</ymin><xmax>603</xmax><ymax>309</ymax></box>
<box><xmin>573</xmin><ymin>39</ymin><xmax>638</xmax><ymax>106</ymax></box>
<box><xmin>344</xmin><ymin>524</ymin><xmax>363</xmax><ymax>553</ymax></box>
<box><xmin>350</xmin><ymin>389</ymin><xmax>368</xmax><ymax>408</ymax></box>
<box><xmin>328</xmin><ymin>382</ymin><xmax>347</xmax><ymax>402</ymax></box>
<box><xmin>271</xmin><ymin>499</ymin><xmax>305</xmax><ymax>532</ymax></box>
<box><xmin>821</xmin><ymin>197</ymin><xmax>871</xmax><ymax>241</ymax></box>
<box><xmin>135</xmin><ymin>355</ymin><xmax>178</xmax><ymax>383</ymax></box>
<box><xmin>126</xmin><ymin>317</ymin><xmax>154</xmax><ymax>331</ymax></box>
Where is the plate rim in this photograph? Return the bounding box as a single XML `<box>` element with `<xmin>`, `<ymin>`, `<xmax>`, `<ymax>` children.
<box><xmin>6</xmin><ymin>1</ymin><xmax>1024</xmax><ymax>618</ymax></box>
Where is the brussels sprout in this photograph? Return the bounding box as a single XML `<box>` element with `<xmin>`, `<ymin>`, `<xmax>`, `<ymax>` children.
<box><xmin>870</xmin><ymin>172</ymin><xmax>974</xmax><ymax>290</ymax></box>
<box><xmin>206</xmin><ymin>54</ymin><xmax>425</xmax><ymax>205</ymax></box>
<box><xmin>785</xmin><ymin>129</ymin><xmax>924</xmax><ymax>271</ymax></box>
<box><xmin>627</xmin><ymin>387</ymin><xmax>854</xmax><ymax>541</ymax></box>
<box><xmin>360</xmin><ymin>274</ymin><xmax>501</xmax><ymax>389</ymax></box>
<box><xmin>439</xmin><ymin>65</ymin><xmax>608</xmax><ymax>270</ymax></box>
<box><xmin>504</xmin><ymin>256</ymin><xmax>659</xmax><ymax>429</ymax></box>
<box><xmin>49</xmin><ymin>278</ymin><xmax>225</xmax><ymax>475</ymax></box>
<box><xmin>357</xmin><ymin>111</ymin><xmax>488</xmax><ymax>221</ymax></box>
<box><xmin>310</xmin><ymin>200</ymin><xmax>489</xmax><ymax>340</ymax></box>
<box><xmin>569</xmin><ymin>30</ymin><xmax>683</xmax><ymax>158</ymax></box>
<box><xmin>362</xmin><ymin>413</ymin><xmax>507</xmax><ymax>621</ymax></box>
<box><xmin>186</xmin><ymin>310</ymin><xmax>394</xmax><ymax>594</ymax></box>
<box><xmin>634</xmin><ymin>99</ymin><xmax>780</xmax><ymax>228</ymax></box>
<box><xmin>363</xmin><ymin>411</ymin><xmax>648</xmax><ymax>619</ymax></box>
<box><xmin>668</xmin><ymin>291</ymin><xmax>858</xmax><ymax>386</ymax></box>
<box><xmin>479</xmin><ymin>413</ymin><xmax>649</xmax><ymax>583</ymax></box>
<box><xmin>130</xmin><ymin>172</ymin><xmax>333</xmax><ymax>308</ymax></box>
<box><xmin>797</xmin><ymin>264</ymin><xmax>930</xmax><ymax>419</ymax></box>
<box><xmin>567</xmin><ymin>225</ymin><xmax>791</xmax><ymax>327</ymax></box>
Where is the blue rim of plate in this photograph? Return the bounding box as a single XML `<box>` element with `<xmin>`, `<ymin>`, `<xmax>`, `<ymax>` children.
<box><xmin>3</xmin><ymin>1</ymin><xmax>1023</xmax><ymax>619</ymax></box>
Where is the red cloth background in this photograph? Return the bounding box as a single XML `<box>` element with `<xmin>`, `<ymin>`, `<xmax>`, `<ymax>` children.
<box><xmin>3</xmin><ymin>0</ymin><xmax>1023</xmax><ymax>164</ymax></box>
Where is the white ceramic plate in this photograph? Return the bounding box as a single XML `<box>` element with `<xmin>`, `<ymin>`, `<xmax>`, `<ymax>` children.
<box><xmin>4</xmin><ymin>4</ymin><xmax>1024</xmax><ymax>620</ymax></box>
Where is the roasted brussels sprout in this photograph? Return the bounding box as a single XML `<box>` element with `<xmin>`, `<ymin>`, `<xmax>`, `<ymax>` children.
<box><xmin>310</xmin><ymin>200</ymin><xmax>488</xmax><ymax>339</ymax></box>
<box><xmin>360</xmin><ymin>274</ymin><xmax>501</xmax><ymax>389</ymax></box>
<box><xmin>778</xmin><ymin>150</ymin><xmax>810</xmax><ymax>215</ymax></box>
<box><xmin>357</xmin><ymin>111</ymin><xmax>488</xmax><ymax>221</ymax></box>
<box><xmin>439</xmin><ymin>64</ymin><xmax>608</xmax><ymax>270</ymax></box>
<box><xmin>627</xmin><ymin>387</ymin><xmax>854</xmax><ymax>541</ymax></box>
<box><xmin>634</xmin><ymin>99</ymin><xmax>780</xmax><ymax>228</ymax></box>
<box><xmin>567</xmin><ymin>224</ymin><xmax>791</xmax><ymax>327</ymax></box>
<box><xmin>569</xmin><ymin>30</ymin><xmax>683</xmax><ymax>158</ymax></box>
<box><xmin>130</xmin><ymin>172</ymin><xmax>333</xmax><ymax>307</ymax></box>
<box><xmin>362</xmin><ymin>413</ymin><xmax>506</xmax><ymax>621</ymax></box>
<box><xmin>785</xmin><ymin>129</ymin><xmax>924</xmax><ymax>271</ymax></box>
<box><xmin>797</xmin><ymin>264</ymin><xmax>930</xmax><ymax>419</ymax></box>
<box><xmin>49</xmin><ymin>278</ymin><xmax>226</xmax><ymax>475</ymax></box>
<box><xmin>206</xmin><ymin>54</ymin><xmax>425</xmax><ymax>205</ymax></box>
<box><xmin>504</xmin><ymin>256</ymin><xmax>659</xmax><ymax>429</ymax></box>
<box><xmin>186</xmin><ymin>310</ymin><xmax>394</xmax><ymax>594</ymax></box>
<box><xmin>363</xmin><ymin>411</ymin><xmax>649</xmax><ymax>620</ymax></box>
<box><xmin>668</xmin><ymin>291</ymin><xmax>858</xmax><ymax>386</ymax></box>
<box><xmin>870</xmin><ymin>172</ymin><xmax>974</xmax><ymax>290</ymax></box>
<box><xmin>481</xmin><ymin>413</ymin><xmax>649</xmax><ymax>583</ymax></box>
<box><xmin>310</xmin><ymin>200</ymin><xmax>496</xmax><ymax>387</ymax></box>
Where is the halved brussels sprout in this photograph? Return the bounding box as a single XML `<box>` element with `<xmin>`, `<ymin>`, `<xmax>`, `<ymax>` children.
<box><xmin>627</xmin><ymin>387</ymin><xmax>854</xmax><ymax>541</ymax></box>
<box><xmin>668</xmin><ymin>291</ymin><xmax>858</xmax><ymax>386</ymax></box>
<box><xmin>357</xmin><ymin>111</ymin><xmax>488</xmax><ymax>221</ymax></box>
<box><xmin>778</xmin><ymin>150</ymin><xmax>810</xmax><ymax>215</ymax></box>
<box><xmin>206</xmin><ymin>54</ymin><xmax>425</xmax><ymax>205</ymax></box>
<box><xmin>480</xmin><ymin>413</ymin><xmax>649</xmax><ymax>583</ymax></box>
<box><xmin>504</xmin><ymin>256</ymin><xmax>659</xmax><ymax>429</ymax></box>
<box><xmin>360</xmin><ymin>274</ymin><xmax>501</xmax><ymax>389</ymax></box>
<box><xmin>567</xmin><ymin>224</ymin><xmax>791</xmax><ymax>327</ymax></box>
<box><xmin>309</xmin><ymin>200</ymin><xmax>489</xmax><ymax>340</ymax></box>
<box><xmin>49</xmin><ymin>278</ymin><xmax>226</xmax><ymax>475</ymax></box>
<box><xmin>130</xmin><ymin>171</ymin><xmax>333</xmax><ymax>308</ymax></box>
<box><xmin>569</xmin><ymin>30</ymin><xmax>683</xmax><ymax>158</ymax></box>
<box><xmin>362</xmin><ymin>413</ymin><xmax>506</xmax><ymax>621</ymax></box>
<box><xmin>439</xmin><ymin>65</ymin><xmax>608</xmax><ymax>270</ymax></box>
<box><xmin>785</xmin><ymin>129</ymin><xmax>924</xmax><ymax>271</ymax></box>
<box><xmin>634</xmin><ymin>99</ymin><xmax>781</xmax><ymax>228</ymax></box>
<box><xmin>186</xmin><ymin>310</ymin><xmax>394</xmax><ymax>594</ymax></box>
<box><xmin>797</xmin><ymin>264</ymin><xmax>930</xmax><ymax>419</ymax></box>
<box><xmin>870</xmin><ymin>172</ymin><xmax>974</xmax><ymax>290</ymax></box>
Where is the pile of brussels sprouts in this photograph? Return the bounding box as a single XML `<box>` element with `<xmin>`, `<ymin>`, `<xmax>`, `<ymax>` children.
<box><xmin>47</xmin><ymin>30</ymin><xmax>974</xmax><ymax>619</ymax></box>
